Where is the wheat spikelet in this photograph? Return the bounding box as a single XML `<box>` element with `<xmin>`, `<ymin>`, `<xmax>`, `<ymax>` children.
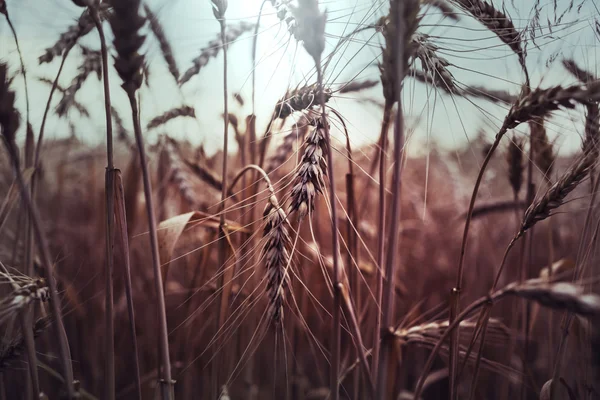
<box><xmin>290</xmin><ymin>0</ymin><xmax>327</xmax><ymax>62</ymax></box>
<box><xmin>266</xmin><ymin>115</ymin><xmax>310</xmax><ymax>174</ymax></box>
<box><xmin>262</xmin><ymin>194</ymin><xmax>292</xmax><ymax>323</ymax></box>
<box><xmin>269</xmin><ymin>0</ymin><xmax>297</xmax><ymax>36</ymax></box>
<box><xmin>37</xmin><ymin>77</ymin><xmax>90</xmax><ymax>118</ymax></box>
<box><xmin>530</xmin><ymin>119</ymin><xmax>555</xmax><ymax>182</ymax></box>
<box><xmin>108</xmin><ymin>0</ymin><xmax>146</xmax><ymax>94</ymax></box>
<box><xmin>451</xmin><ymin>0</ymin><xmax>525</xmax><ymax>70</ymax></box>
<box><xmin>338</xmin><ymin>79</ymin><xmax>379</xmax><ymax>94</ymax></box>
<box><xmin>144</xmin><ymin>4</ymin><xmax>179</xmax><ymax>82</ymax></box>
<box><xmin>39</xmin><ymin>4</ymin><xmax>112</xmax><ymax>64</ymax></box>
<box><xmin>563</xmin><ymin>58</ymin><xmax>597</xmax><ymax>84</ymax></box>
<box><xmin>412</xmin><ymin>33</ymin><xmax>455</xmax><ymax>90</ymax></box>
<box><xmin>520</xmin><ymin>150</ymin><xmax>595</xmax><ymax>235</ymax></box>
<box><xmin>147</xmin><ymin>105</ymin><xmax>196</xmax><ymax>129</ymax></box>
<box><xmin>501</xmin><ymin>280</ymin><xmax>600</xmax><ymax>316</ymax></box>
<box><xmin>378</xmin><ymin>1</ymin><xmax>420</xmax><ymax>106</ymax></box>
<box><xmin>394</xmin><ymin>318</ymin><xmax>504</xmax><ymax>344</ymax></box>
<box><xmin>274</xmin><ymin>84</ymin><xmax>332</xmax><ymax>119</ymax></box>
<box><xmin>55</xmin><ymin>46</ymin><xmax>102</xmax><ymax>117</ymax></box>
<box><xmin>504</xmin><ymin>82</ymin><xmax>600</xmax><ymax>131</ymax></box>
<box><xmin>0</xmin><ymin>316</ymin><xmax>51</xmax><ymax>371</ymax></box>
<box><xmin>179</xmin><ymin>21</ymin><xmax>254</xmax><ymax>85</ymax></box>
<box><xmin>422</xmin><ymin>0</ymin><xmax>459</xmax><ymax>20</ymax></box>
<box><xmin>409</xmin><ymin>68</ymin><xmax>515</xmax><ymax>103</ymax></box>
<box><xmin>506</xmin><ymin>135</ymin><xmax>524</xmax><ymax>195</ymax></box>
<box><xmin>288</xmin><ymin>117</ymin><xmax>328</xmax><ymax>219</ymax></box>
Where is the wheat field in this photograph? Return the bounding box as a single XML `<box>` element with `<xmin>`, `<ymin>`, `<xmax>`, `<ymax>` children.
<box><xmin>1</xmin><ymin>0</ymin><xmax>600</xmax><ymax>399</ymax></box>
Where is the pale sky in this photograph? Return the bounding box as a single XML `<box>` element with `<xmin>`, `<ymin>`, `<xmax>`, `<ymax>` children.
<box><xmin>1</xmin><ymin>0</ymin><xmax>598</xmax><ymax>156</ymax></box>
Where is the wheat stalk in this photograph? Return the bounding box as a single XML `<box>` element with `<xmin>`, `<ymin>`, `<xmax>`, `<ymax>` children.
<box><xmin>107</xmin><ymin>1</ymin><xmax>173</xmax><ymax>399</ymax></box>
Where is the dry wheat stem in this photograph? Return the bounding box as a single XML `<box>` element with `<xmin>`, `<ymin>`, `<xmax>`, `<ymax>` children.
<box><xmin>378</xmin><ymin>0</ymin><xmax>419</xmax><ymax>397</ymax></box>
<box><xmin>108</xmin><ymin>0</ymin><xmax>173</xmax><ymax>397</ymax></box>
<box><xmin>90</xmin><ymin>6</ymin><xmax>117</xmax><ymax>398</ymax></box>
<box><xmin>1</xmin><ymin>62</ymin><xmax>76</xmax><ymax>398</ymax></box>
<box><xmin>413</xmin><ymin>278</ymin><xmax>600</xmax><ymax>399</ymax></box>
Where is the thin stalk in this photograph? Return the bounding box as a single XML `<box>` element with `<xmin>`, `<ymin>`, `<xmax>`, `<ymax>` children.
<box><xmin>345</xmin><ymin>173</ymin><xmax>361</xmax><ymax>398</ymax></box>
<box><xmin>213</xmin><ymin>14</ymin><xmax>230</xmax><ymax>399</ymax></box>
<box><xmin>3</xmin><ymin>141</ymin><xmax>75</xmax><ymax>398</ymax></box>
<box><xmin>34</xmin><ymin>46</ymin><xmax>72</xmax><ymax>167</ymax></box>
<box><xmin>126</xmin><ymin>92</ymin><xmax>173</xmax><ymax>400</ymax></box>
<box><xmin>315</xmin><ymin>61</ymin><xmax>343</xmax><ymax>400</ymax></box>
<box><xmin>371</xmin><ymin>103</ymin><xmax>391</xmax><ymax>384</ymax></box>
<box><xmin>376</xmin><ymin>1</ymin><xmax>408</xmax><ymax>395</ymax></box>
<box><xmin>114</xmin><ymin>171</ymin><xmax>142</xmax><ymax>400</ymax></box>
<box><xmin>18</xmin><ymin>308</ymin><xmax>40</xmax><ymax>397</ymax></box>
<box><xmin>90</xmin><ymin>7</ymin><xmax>116</xmax><ymax>399</ymax></box>
<box><xmin>550</xmin><ymin>167</ymin><xmax>600</xmax><ymax>399</ymax></box>
<box><xmin>449</xmin><ymin>125</ymin><xmax>508</xmax><ymax>395</ymax></box>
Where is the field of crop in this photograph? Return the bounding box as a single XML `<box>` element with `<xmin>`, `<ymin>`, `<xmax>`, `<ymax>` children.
<box><xmin>1</xmin><ymin>0</ymin><xmax>600</xmax><ymax>399</ymax></box>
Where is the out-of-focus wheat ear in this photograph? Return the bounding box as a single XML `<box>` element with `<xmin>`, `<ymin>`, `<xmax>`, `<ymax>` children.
<box><xmin>337</xmin><ymin>79</ymin><xmax>378</xmax><ymax>94</ymax></box>
<box><xmin>109</xmin><ymin>0</ymin><xmax>146</xmax><ymax>95</ymax></box>
<box><xmin>262</xmin><ymin>194</ymin><xmax>292</xmax><ymax>323</ymax></box>
<box><xmin>1</xmin><ymin>62</ymin><xmax>76</xmax><ymax>398</ymax></box>
<box><xmin>422</xmin><ymin>0</ymin><xmax>459</xmax><ymax>20</ymax></box>
<box><xmin>144</xmin><ymin>4</ymin><xmax>179</xmax><ymax>82</ymax></box>
<box><xmin>39</xmin><ymin>4</ymin><xmax>112</xmax><ymax>64</ymax></box>
<box><xmin>506</xmin><ymin>134</ymin><xmax>524</xmax><ymax>196</ymax></box>
<box><xmin>0</xmin><ymin>316</ymin><xmax>51</xmax><ymax>371</ymax></box>
<box><xmin>146</xmin><ymin>105</ymin><xmax>196</xmax><ymax>129</ymax></box>
<box><xmin>520</xmin><ymin>149</ymin><xmax>595</xmax><ymax>236</ymax></box>
<box><xmin>0</xmin><ymin>63</ymin><xmax>20</xmax><ymax>148</ymax></box>
<box><xmin>530</xmin><ymin>119</ymin><xmax>555</xmax><ymax>183</ymax></box>
<box><xmin>501</xmin><ymin>280</ymin><xmax>600</xmax><ymax>316</ymax></box>
<box><xmin>179</xmin><ymin>21</ymin><xmax>254</xmax><ymax>85</ymax></box>
<box><xmin>56</xmin><ymin>46</ymin><xmax>102</xmax><ymax>117</ymax></box>
<box><xmin>563</xmin><ymin>58</ymin><xmax>597</xmax><ymax>84</ymax></box>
